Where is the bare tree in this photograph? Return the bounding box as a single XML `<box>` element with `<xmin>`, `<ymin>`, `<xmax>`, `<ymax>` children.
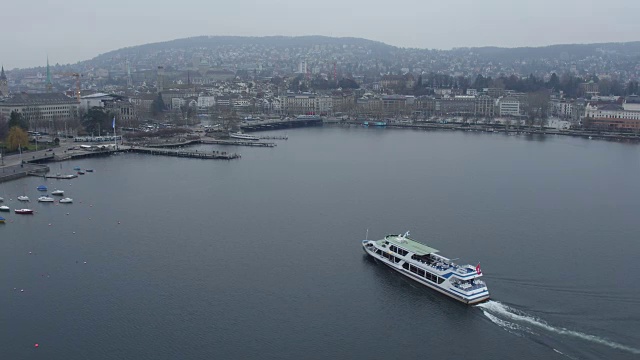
<box><xmin>525</xmin><ymin>90</ymin><xmax>550</xmax><ymax>129</ymax></box>
<box><xmin>503</xmin><ymin>117</ymin><xmax>512</xmax><ymax>130</ymax></box>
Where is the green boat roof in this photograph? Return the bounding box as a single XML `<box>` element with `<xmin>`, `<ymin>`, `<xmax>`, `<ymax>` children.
<box><xmin>381</xmin><ymin>234</ymin><xmax>439</xmax><ymax>255</ymax></box>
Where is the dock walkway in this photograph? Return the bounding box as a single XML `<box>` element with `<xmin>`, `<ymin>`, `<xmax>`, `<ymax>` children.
<box><xmin>199</xmin><ymin>139</ymin><xmax>276</xmax><ymax>147</ymax></box>
<box><xmin>126</xmin><ymin>146</ymin><xmax>240</xmax><ymax>159</ymax></box>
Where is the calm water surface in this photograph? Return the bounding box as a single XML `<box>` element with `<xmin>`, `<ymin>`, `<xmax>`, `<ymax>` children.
<box><xmin>1</xmin><ymin>127</ymin><xmax>639</xmax><ymax>359</ymax></box>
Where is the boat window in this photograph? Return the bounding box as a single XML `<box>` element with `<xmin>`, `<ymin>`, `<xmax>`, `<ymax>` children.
<box><xmin>437</xmin><ymin>277</ymin><xmax>444</xmax><ymax>284</ymax></box>
<box><xmin>402</xmin><ymin>262</ymin><xmax>409</xmax><ymax>270</ymax></box>
<box><xmin>418</xmin><ymin>269</ymin><xmax>426</xmax><ymax>277</ymax></box>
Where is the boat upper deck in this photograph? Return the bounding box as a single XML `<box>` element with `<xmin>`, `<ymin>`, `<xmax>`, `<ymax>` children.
<box><xmin>380</xmin><ymin>234</ymin><xmax>438</xmax><ymax>255</ymax></box>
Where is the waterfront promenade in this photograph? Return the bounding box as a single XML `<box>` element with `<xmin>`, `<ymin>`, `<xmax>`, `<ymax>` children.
<box><xmin>0</xmin><ymin>144</ymin><xmax>240</xmax><ymax>183</ymax></box>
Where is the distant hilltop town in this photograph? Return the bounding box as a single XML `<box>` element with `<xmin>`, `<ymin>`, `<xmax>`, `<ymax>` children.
<box><xmin>1</xmin><ymin>36</ymin><xmax>640</xmax><ymax>135</ymax></box>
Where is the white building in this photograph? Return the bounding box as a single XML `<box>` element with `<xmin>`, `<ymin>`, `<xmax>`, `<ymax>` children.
<box><xmin>233</xmin><ymin>98</ymin><xmax>250</xmax><ymax>109</ymax></box>
<box><xmin>197</xmin><ymin>96</ymin><xmax>216</xmax><ymax>110</ymax></box>
<box><xmin>171</xmin><ymin>98</ymin><xmax>186</xmax><ymax>109</ymax></box>
<box><xmin>497</xmin><ymin>97</ymin><xmax>521</xmax><ymax>117</ymax></box>
<box><xmin>80</xmin><ymin>93</ymin><xmax>114</xmax><ymax>112</ymax></box>
<box><xmin>584</xmin><ymin>102</ymin><xmax>640</xmax><ymax>130</ymax></box>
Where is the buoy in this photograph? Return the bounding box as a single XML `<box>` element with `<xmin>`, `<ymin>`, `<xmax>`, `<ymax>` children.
<box><xmin>66</xmin><ymin>213</ymin><xmax>69</xmax><ymax>215</ymax></box>
<box><xmin>90</xmin><ymin>205</ymin><xmax>93</xmax><ymax>207</ymax></box>
<box><xmin>83</xmin><ymin>261</ymin><xmax>87</xmax><ymax>264</ymax></box>
<box><xmin>73</xmin><ymin>232</ymin><xmax>76</xmax><ymax>234</ymax></box>
<box><xmin>118</xmin><ymin>221</ymin><xmax>121</xmax><ymax>224</ymax></box>
<box><xmin>20</xmin><ymin>289</ymin><xmax>24</xmax><ymax>292</ymax></box>
<box><xmin>48</xmin><ymin>223</ymin><xmax>52</xmax><ymax>226</ymax></box>
<box><xmin>34</xmin><ymin>343</ymin><xmax>39</xmax><ymax>348</ymax></box>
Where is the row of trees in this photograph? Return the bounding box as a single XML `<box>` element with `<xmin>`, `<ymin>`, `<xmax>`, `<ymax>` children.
<box><xmin>384</xmin><ymin>72</ymin><xmax>639</xmax><ymax>99</ymax></box>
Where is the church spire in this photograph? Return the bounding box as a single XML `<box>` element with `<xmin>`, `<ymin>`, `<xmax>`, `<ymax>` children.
<box><xmin>0</xmin><ymin>65</ymin><xmax>8</xmax><ymax>96</ymax></box>
<box><xmin>46</xmin><ymin>56</ymin><xmax>52</xmax><ymax>92</ymax></box>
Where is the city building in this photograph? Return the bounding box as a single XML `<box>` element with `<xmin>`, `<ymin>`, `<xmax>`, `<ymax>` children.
<box><xmin>475</xmin><ymin>95</ymin><xmax>495</xmax><ymax>117</ymax></box>
<box><xmin>80</xmin><ymin>93</ymin><xmax>136</xmax><ymax>122</ymax></box>
<box><xmin>497</xmin><ymin>97</ymin><xmax>521</xmax><ymax>117</ymax></box>
<box><xmin>197</xmin><ymin>95</ymin><xmax>216</xmax><ymax>110</ymax></box>
<box><xmin>0</xmin><ymin>92</ymin><xmax>80</xmax><ymax>130</ymax></box>
<box><xmin>282</xmin><ymin>93</ymin><xmax>317</xmax><ymax>115</ymax></box>
<box><xmin>584</xmin><ymin>103</ymin><xmax>640</xmax><ymax>130</ymax></box>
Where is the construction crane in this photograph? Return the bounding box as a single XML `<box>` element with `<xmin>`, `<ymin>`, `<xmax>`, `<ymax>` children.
<box><xmin>58</xmin><ymin>72</ymin><xmax>82</xmax><ymax>102</ymax></box>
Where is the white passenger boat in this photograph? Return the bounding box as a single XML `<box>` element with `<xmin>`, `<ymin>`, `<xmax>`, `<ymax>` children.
<box><xmin>51</xmin><ymin>190</ymin><xmax>64</xmax><ymax>196</ymax></box>
<box><xmin>17</xmin><ymin>196</ymin><xmax>30</xmax><ymax>202</ymax></box>
<box><xmin>0</xmin><ymin>196</ymin><xmax>3</xmax><ymax>202</ymax></box>
<box><xmin>229</xmin><ymin>132</ymin><xmax>259</xmax><ymax>141</ymax></box>
<box><xmin>38</xmin><ymin>196</ymin><xmax>55</xmax><ymax>202</ymax></box>
<box><xmin>59</xmin><ymin>198</ymin><xmax>73</xmax><ymax>203</ymax></box>
<box><xmin>362</xmin><ymin>232</ymin><xmax>489</xmax><ymax>305</ymax></box>
<box><xmin>0</xmin><ymin>205</ymin><xmax>9</xmax><ymax>212</ymax></box>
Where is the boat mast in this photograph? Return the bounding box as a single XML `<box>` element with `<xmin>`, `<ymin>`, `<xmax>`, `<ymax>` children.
<box><xmin>113</xmin><ymin>116</ymin><xmax>117</xmax><ymax>149</ymax></box>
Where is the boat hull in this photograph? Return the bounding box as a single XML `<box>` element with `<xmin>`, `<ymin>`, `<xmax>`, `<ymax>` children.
<box><xmin>363</xmin><ymin>243</ymin><xmax>489</xmax><ymax>305</ymax></box>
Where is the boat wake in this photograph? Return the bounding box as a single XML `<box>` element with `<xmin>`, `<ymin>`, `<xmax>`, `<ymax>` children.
<box><xmin>476</xmin><ymin>300</ymin><xmax>640</xmax><ymax>356</ymax></box>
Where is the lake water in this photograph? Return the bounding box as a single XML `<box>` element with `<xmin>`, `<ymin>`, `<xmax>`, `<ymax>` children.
<box><xmin>1</xmin><ymin>126</ymin><xmax>639</xmax><ymax>359</ymax></box>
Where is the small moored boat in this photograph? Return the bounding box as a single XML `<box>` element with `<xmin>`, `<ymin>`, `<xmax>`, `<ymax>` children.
<box><xmin>38</xmin><ymin>196</ymin><xmax>55</xmax><ymax>202</ymax></box>
<box><xmin>73</xmin><ymin>167</ymin><xmax>81</xmax><ymax>171</ymax></box>
<box><xmin>0</xmin><ymin>205</ymin><xmax>10</xmax><ymax>212</ymax></box>
<box><xmin>51</xmin><ymin>190</ymin><xmax>64</xmax><ymax>196</ymax></box>
<box><xmin>14</xmin><ymin>209</ymin><xmax>34</xmax><ymax>214</ymax></box>
<box><xmin>37</xmin><ymin>185</ymin><xmax>48</xmax><ymax>191</ymax></box>
<box><xmin>77</xmin><ymin>171</ymin><xmax>85</xmax><ymax>175</ymax></box>
<box><xmin>17</xmin><ymin>196</ymin><xmax>30</xmax><ymax>202</ymax></box>
<box><xmin>59</xmin><ymin>198</ymin><xmax>73</xmax><ymax>203</ymax></box>
<box><xmin>0</xmin><ymin>216</ymin><xmax>5</xmax><ymax>223</ymax></box>
<box><xmin>0</xmin><ymin>196</ymin><xmax>4</xmax><ymax>202</ymax></box>
<box><xmin>85</xmin><ymin>169</ymin><xmax>94</xmax><ymax>172</ymax></box>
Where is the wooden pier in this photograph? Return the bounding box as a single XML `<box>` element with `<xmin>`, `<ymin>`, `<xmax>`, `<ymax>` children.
<box><xmin>258</xmin><ymin>135</ymin><xmax>288</xmax><ymax>140</ymax></box>
<box><xmin>126</xmin><ymin>146</ymin><xmax>240</xmax><ymax>159</ymax></box>
<box><xmin>199</xmin><ymin>139</ymin><xmax>276</xmax><ymax>147</ymax></box>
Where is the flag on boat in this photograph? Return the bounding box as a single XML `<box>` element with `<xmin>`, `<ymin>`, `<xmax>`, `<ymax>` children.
<box><xmin>475</xmin><ymin>263</ymin><xmax>482</xmax><ymax>275</ymax></box>
<box><xmin>112</xmin><ymin>116</ymin><xmax>116</xmax><ymax>129</ymax></box>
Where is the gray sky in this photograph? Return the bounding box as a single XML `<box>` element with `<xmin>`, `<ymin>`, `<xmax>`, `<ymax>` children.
<box><xmin>3</xmin><ymin>0</ymin><xmax>639</xmax><ymax>69</ymax></box>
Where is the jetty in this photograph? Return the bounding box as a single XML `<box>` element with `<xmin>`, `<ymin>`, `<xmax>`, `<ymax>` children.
<box><xmin>137</xmin><ymin>138</ymin><xmax>276</xmax><ymax>148</ymax></box>
<box><xmin>126</xmin><ymin>146</ymin><xmax>240</xmax><ymax>159</ymax></box>
<box><xmin>0</xmin><ymin>163</ymin><xmax>49</xmax><ymax>183</ymax></box>
<box><xmin>199</xmin><ymin>139</ymin><xmax>276</xmax><ymax>147</ymax></box>
<box><xmin>258</xmin><ymin>135</ymin><xmax>288</xmax><ymax>140</ymax></box>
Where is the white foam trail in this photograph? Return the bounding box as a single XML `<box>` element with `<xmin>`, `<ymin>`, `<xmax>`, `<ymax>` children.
<box><xmin>482</xmin><ymin>310</ymin><xmax>526</xmax><ymax>336</ymax></box>
<box><xmin>477</xmin><ymin>301</ymin><xmax>640</xmax><ymax>355</ymax></box>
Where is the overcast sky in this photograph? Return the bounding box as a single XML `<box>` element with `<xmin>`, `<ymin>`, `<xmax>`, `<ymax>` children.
<box><xmin>3</xmin><ymin>0</ymin><xmax>639</xmax><ymax>69</ymax></box>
